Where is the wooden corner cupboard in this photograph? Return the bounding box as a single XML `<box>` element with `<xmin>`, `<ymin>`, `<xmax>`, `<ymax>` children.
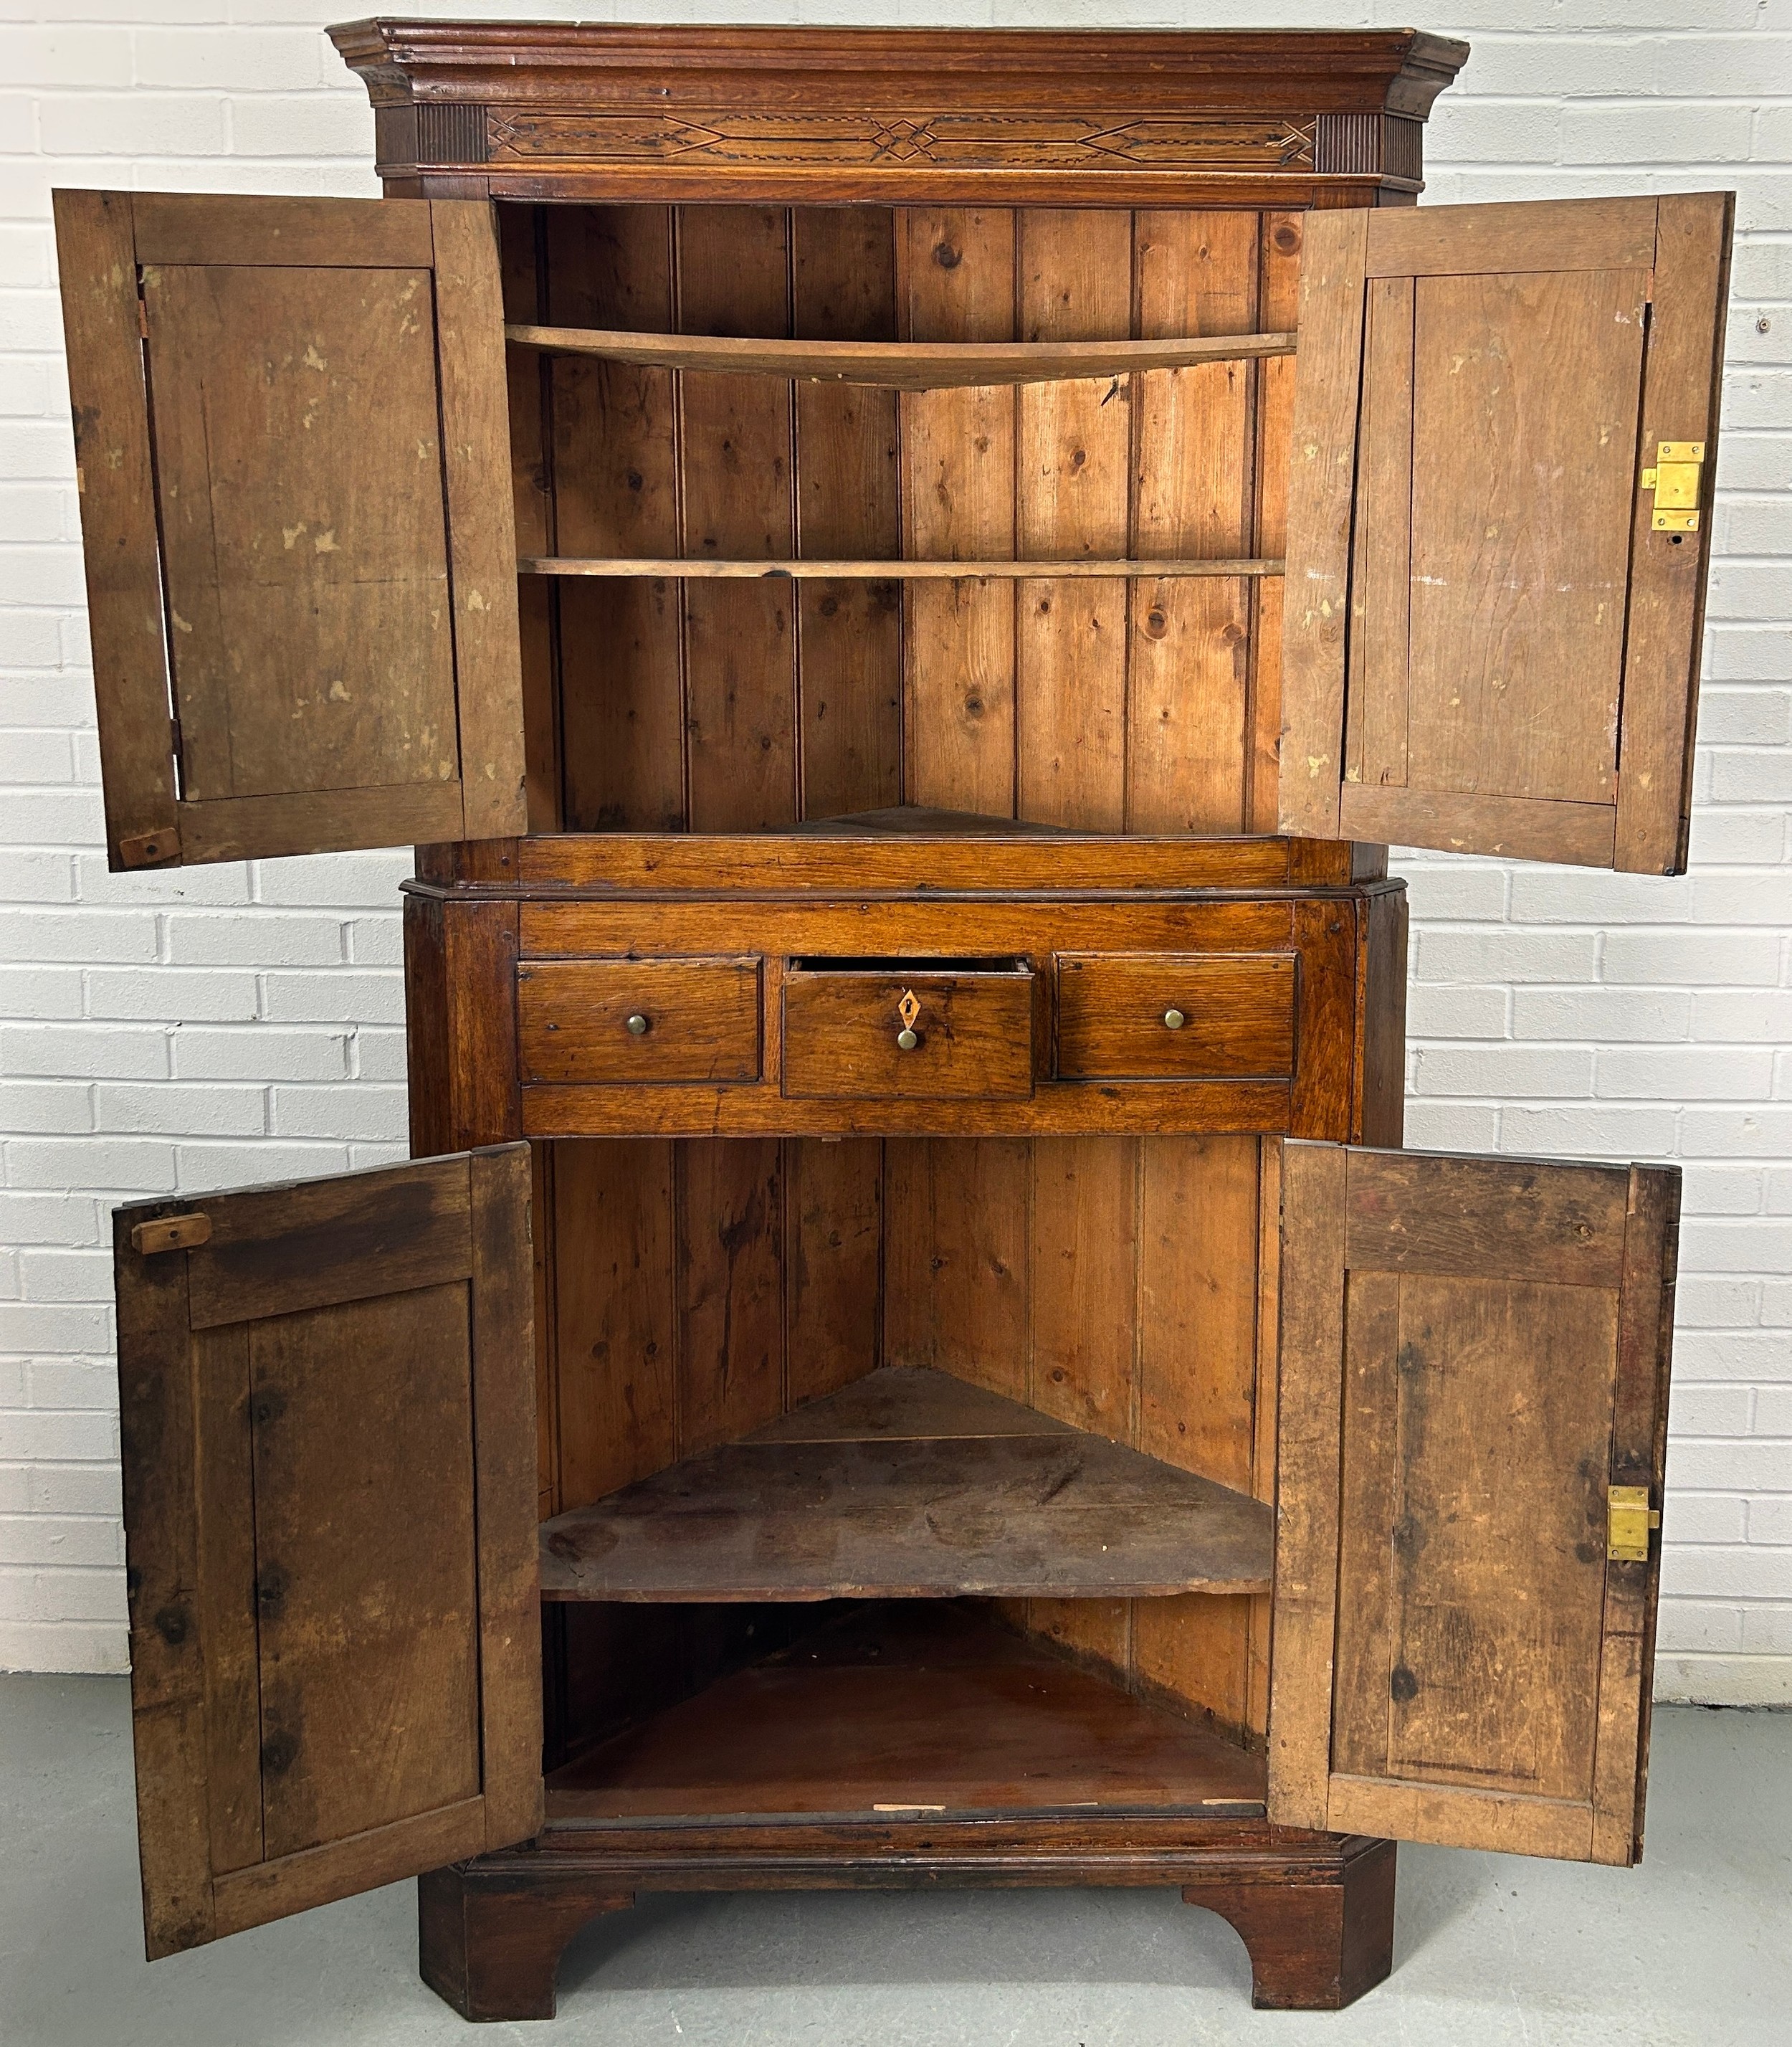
<box><xmin>59</xmin><ymin>19</ymin><xmax>1727</xmax><ymax>2019</ymax></box>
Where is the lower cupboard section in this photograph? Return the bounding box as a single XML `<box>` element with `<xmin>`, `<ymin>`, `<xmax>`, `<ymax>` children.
<box><xmin>543</xmin><ymin>1601</ymin><xmax>1268</xmax><ymax>1821</ymax></box>
<box><xmin>533</xmin><ymin>1134</ymin><xmax>1279</xmax><ymax>1750</ymax></box>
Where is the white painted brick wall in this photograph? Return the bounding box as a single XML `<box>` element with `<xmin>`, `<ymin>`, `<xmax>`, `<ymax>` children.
<box><xmin>1</xmin><ymin>0</ymin><xmax>1788</xmax><ymax>1700</ymax></box>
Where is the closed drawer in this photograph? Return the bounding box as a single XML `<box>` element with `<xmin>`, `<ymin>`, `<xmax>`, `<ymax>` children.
<box><xmin>1056</xmin><ymin>953</ymin><xmax>1296</xmax><ymax>1080</ymax></box>
<box><xmin>518</xmin><ymin>957</ymin><xmax>761</xmax><ymax>1084</ymax></box>
<box><xmin>782</xmin><ymin>958</ymin><xmax>1036</xmax><ymax>1101</ymax></box>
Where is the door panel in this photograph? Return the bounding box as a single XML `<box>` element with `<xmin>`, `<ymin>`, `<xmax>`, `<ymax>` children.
<box><xmin>142</xmin><ymin>262</ymin><xmax>457</xmax><ymax>804</ymax></box>
<box><xmin>54</xmin><ymin>191</ymin><xmax>525</xmax><ymax>870</ymax></box>
<box><xmin>114</xmin><ymin>1148</ymin><xmax>541</xmax><ymax>1958</ymax></box>
<box><xmin>1280</xmin><ymin>192</ymin><xmax>1732</xmax><ymax>873</ymax></box>
<box><xmin>1269</xmin><ymin>1144</ymin><xmax>1676</xmax><ymax>1866</ymax></box>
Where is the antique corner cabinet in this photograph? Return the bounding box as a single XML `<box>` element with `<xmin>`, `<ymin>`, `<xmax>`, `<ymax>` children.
<box><xmin>55</xmin><ymin>19</ymin><xmax>1732</xmax><ymax>2020</ymax></box>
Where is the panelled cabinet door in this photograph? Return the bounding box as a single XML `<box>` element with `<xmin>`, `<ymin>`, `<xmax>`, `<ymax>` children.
<box><xmin>1281</xmin><ymin>194</ymin><xmax>1733</xmax><ymax>874</ymax></box>
<box><xmin>113</xmin><ymin>1148</ymin><xmax>541</xmax><ymax>1958</ymax></box>
<box><xmin>54</xmin><ymin>191</ymin><xmax>525</xmax><ymax>870</ymax></box>
<box><xmin>1269</xmin><ymin>1142</ymin><xmax>1677</xmax><ymax>1866</ymax></box>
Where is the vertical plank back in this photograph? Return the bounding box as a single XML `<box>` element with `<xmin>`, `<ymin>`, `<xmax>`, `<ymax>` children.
<box><xmin>676</xmin><ymin>1136</ymin><xmax>786</xmax><ymax>1451</ymax></box>
<box><xmin>521</xmin><ymin>199</ymin><xmax>1330</xmax><ymax>838</ymax></box>
<box><xmin>549</xmin><ymin>1134</ymin><xmax>886</xmax><ymax>1511</ymax></box>
<box><xmin>899</xmin><ymin>208</ymin><xmax>1019</xmax><ymax>816</ymax></box>
<box><xmin>1247</xmin><ymin>214</ymin><xmax>1303</xmax><ymax>830</ymax></box>
<box><xmin>1016</xmin><ymin>210</ymin><xmax>1133</xmax><ymax>829</ymax></box>
<box><xmin>878</xmin><ymin>1133</ymin><xmax>1268</xmax><ymax>1740</ymax></box>
<box><xmin>553</xmin><ymin>205</ymin><xmax>685</xmax><ymax>831</ymax></box>
<box><xmin>793</xmin><ymin>210</ymin><xmax>903</xmax><ymax>818</ymax></box>
<box><xmin>1025</xmin><ymin>1135</ymin><xmax>1138</xmax><ymax>1667</ymax></box>
<box><xmin>499</xmin><ymin>206</ymin><xmax>561</xmax><ymax>832</ymax></box>
<box><xmin>679</xmin><ymin>206</ymin><xmax>799</xmax><ymax>830</ymax></box>
<box><xmin>1128</xmin><ymin>212</ymin><xmax>1259</xmax><ymax>832</ymax></box>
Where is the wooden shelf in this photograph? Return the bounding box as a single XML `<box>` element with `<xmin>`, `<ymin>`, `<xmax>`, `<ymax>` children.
<box><xmin>783</xmin><ymin>804</ymin><xmax>1081</xmax><ymax>839</ymax></box>
<box><xmin>537</xmin><ymin>1365</ymin><xmax>1274</xmax><ymax>1603</ymax></box>
<box><xmin>545</xmin><ymin>1601</ymin><xmax>1269</xmax><ymax>1823</ymax></box>
<box><xmin>506</xmin><ymin>323</ymin><xmax>1297</xmax><ymax>388</ymax></box>
<box><xmin>520</xmin><ymin>555</ymin><xmax>1283</xmax><ymax>580</ymax></box>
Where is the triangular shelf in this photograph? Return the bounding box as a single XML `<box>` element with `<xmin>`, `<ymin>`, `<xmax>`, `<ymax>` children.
<box><xmin>778</xmin><ymin>804</ymin><xmax>1080</xmax><ymax>839</ymax></box>
<box><xmin>537</xmin><ymin>1365</ymin><xmax>1273</xmax><ymax>1603</ymax></box>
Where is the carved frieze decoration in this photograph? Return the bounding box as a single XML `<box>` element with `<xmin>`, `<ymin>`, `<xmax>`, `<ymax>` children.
<box><xmin>482</xmin><ymin>110</ymin><xmax>1317</xmax><ymax>172</ymax></box>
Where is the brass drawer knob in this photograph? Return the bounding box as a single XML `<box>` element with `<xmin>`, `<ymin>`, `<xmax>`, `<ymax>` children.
<box><xmin>626</xmin><ymin>1012</ymin><xmax>651</xmax><ymax>1035</ymax></box>
<box><xmin>1163</xmin><ymin>1007</ymin><xmax>1186</xmax><ymax>1030</ymax></box>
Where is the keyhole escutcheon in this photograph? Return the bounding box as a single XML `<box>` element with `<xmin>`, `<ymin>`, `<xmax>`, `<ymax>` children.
<box><xmin>896</xmin><ymin>988</ymin><xmax>921</xmax><ymax>1051</ymax></box>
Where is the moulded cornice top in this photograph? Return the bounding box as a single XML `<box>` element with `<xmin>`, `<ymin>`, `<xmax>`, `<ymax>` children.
<box><xmin>327</xmin><ymin>19</ymin><xmax>1472</xmax><ymax>120</ymax></box>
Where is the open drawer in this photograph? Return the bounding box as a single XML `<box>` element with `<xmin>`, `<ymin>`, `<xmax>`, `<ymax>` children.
<box><xmin>782</xmin><ymin>957</ymin><xmax>1038</xmax><ymax>1102</ymax></box>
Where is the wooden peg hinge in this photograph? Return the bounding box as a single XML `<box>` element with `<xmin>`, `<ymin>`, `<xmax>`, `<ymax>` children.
<box><xmin>115</xmin><ymin>825</ymin><xmax>182</xmax><ymax>869</ymax></box>
<box><xmin>130</xmin><ymin>1214</ymin><xmax>211</xmax><ymax>1255</ymax></box>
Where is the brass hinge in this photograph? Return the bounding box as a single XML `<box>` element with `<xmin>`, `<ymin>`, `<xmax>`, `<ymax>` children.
<box><xmin>130</xmin><ymin>1214</ymin><xmax>211</xmax><ymax>1255</ymax></box>
<box><xmin>1608</xmin><ymin>1484</ymin><xmax>1662</xmax><ymax>1563</ymax></box>
<box><xmin>1641</xmin><ymin>442</ymin><xmax>1705</xmax><ymax>532</ymax></box>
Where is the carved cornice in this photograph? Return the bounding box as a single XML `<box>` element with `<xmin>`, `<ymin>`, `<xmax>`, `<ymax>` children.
<box><xmin>331</xmin><ymin>20</ymin><xmax>1467</xmax><ymax>197</ymax></box>
<box><xmin>329</xmin><ymin>20</ymin><xmax>1469</xmax><ymax>115</ymax></box>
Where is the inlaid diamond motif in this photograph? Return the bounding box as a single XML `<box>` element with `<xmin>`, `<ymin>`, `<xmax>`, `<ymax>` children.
<box><xmin>870</xmin><ymin>119</ymin><xmax>938</xmax><ymax>161</ymax></box>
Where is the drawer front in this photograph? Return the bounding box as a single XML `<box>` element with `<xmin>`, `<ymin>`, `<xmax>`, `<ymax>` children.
<box><xmin>1056</xmin><ymin>953</ymin><xmax>1297</xmax><ymax>1080</ymax></box>
<box><xmin>783</xmin><ymin>963</ymin><xmax>1035</xmax><ymax>1101</ymax></box>
<box><xmin>518</xmin><ymin>957</ymin><xmax>761</xmax><ymax>1084</ymax></box>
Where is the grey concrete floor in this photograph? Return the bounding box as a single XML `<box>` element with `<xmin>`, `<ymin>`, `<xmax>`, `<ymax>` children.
<box><xmin>3</xmin><ymin>1676</ymin><xmax>1787</xmax><ymax>2047</ymax></box>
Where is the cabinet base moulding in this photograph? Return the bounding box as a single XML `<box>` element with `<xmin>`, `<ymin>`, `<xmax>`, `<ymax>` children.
<box><xmin>417</xmin><ymin>1824</ymin><xmax>1398</xmax><ymax>2019</ymax></box>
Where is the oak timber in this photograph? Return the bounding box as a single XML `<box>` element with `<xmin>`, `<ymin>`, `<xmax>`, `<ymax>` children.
<box><xmin>538</xmin><ymin>1365</ymin><xmax>1274</xmax><ymax>1602</ymax></box>
<box><xmin>1269</xmin><ymin>1143</ymin><xmax>1677</xmax><ymax>1865</ymax></box>
<box><xmin>544</xmin><ymin>1602</ymin><xmax>1268</xmax><ymax>1820</ymax></box>
<box><xmin>1277</xmin><ymin>194</ymin><xmax>1732</xmax><ymax>874</ymax></box>
<box><xmin>112</xmin><ymin>1149</ymin><xmax>541</xmax><ymax>1957</ymax></box>
<box><xmin>507</xmin><ymin>323</ymin><xmax>1297</xmax><ymax>384</ymax></box>
<box><xmin>522</xmin><ymin>555</ymin><xmax>1284</xmax><ymax>579</ymax></box>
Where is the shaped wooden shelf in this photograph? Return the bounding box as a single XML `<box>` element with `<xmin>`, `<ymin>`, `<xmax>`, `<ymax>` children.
<box><xmin>519</xmin><ymin>555</ymin><xmax>1283</xmax><ymax>580</ymax></box>
<box><xmin>545</xmin><ymin>1601</ymin><xmax>1268</xmax><ymax>1822</ymax></box>
<box><xmin>537</xmin><ymin>1365</ymin><xmax>1274</xmax><ymax>1603</ymax></box>
<box><xmin>505</xmin><ymin>323</ymin><xmax>1297</xmax><ymax>388</ymax></box>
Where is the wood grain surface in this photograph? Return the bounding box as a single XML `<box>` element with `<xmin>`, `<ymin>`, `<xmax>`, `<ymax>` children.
<box><xmin>508</xmin><ymin>323</ymin><xmax>1296</xmax><ymax>384</ymax></box>
<box><xmin>111</xmin><ymin>1149</ymin><xmax>540</xmax><ymax>1955</ymax></box>
<box><xmin>782</xmin><ymin>963</ymin><xmax>1036</xmax><ymax>1102</ymax></box>
<box><xmin>538</xmin><ymin>1364</ymin><xmax>1273</xmax><ymax>1602</ymax></box>
<box><xmin>1056</xmin><ymin>953</ymin><xmax>1296</xmax><ymax>1080</ymax></box>
<box><xmin>518</xmin><ymin>957</ymin><xmax>762</xmax><ymax>1084</ymax></box>
<box><xmin>59</xmin><ymin>192</ymin><xmax>532</xmax><ymax>867</ymax></box>
<box><xmin>1282</xmin><ymin>193</ymin><xmax>1730</xmax><ymax>873</ymax></box>
<box><xmin>1269</xmin><ymin>1141</ymin><xmax>1678</xmax><ymax>1864</ymax></box>
<box><xmin>543</xmin><ymin>1602</ymin><xmax>1269</xmax><ymax>1819</ymax></box>
<box><xmin>792</xmin><ymin>207</ymin><xmax>903</xmax><ymax>818</ymax></box>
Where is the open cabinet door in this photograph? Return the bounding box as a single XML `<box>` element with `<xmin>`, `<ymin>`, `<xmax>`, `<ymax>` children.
<box><xmin>55</xmin><ymin>191</ymin><xmax>525</xmax><ymax>870</ymax></box>
<box><xmin>1269</xmin><ymin>1142</ymin><xmax>1677</xmax><ymax>1865</ymax></box>
<box><xmin>1280</xmin><ymin>194</ymin><xmax>1732</xmax><ymax>873</ymax></box>
<box><xmin>113</xmin><ymin>1148</ymin><xmax>541</xmax><ymax>1958</ymax></box>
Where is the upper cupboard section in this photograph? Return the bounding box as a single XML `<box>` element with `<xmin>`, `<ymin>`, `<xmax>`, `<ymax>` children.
<box><xmin>57</xmin><ymin>185</ymin><xmax>1731</xmax><ymax>874</ymax></box>
<box><xmin>510</xmin><ymin>202</ymin><xmax>1301</xmax><ymax>838</ymax></box>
